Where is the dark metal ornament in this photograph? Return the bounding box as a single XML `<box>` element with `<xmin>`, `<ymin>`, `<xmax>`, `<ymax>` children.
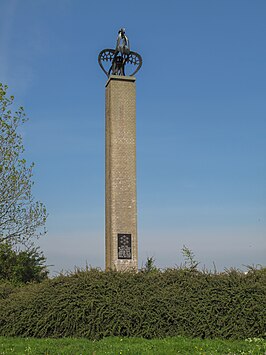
<box><xmin>98</xmin><ymin>29</ymin><xmax>142</xmax><ymax>77</ymax></box>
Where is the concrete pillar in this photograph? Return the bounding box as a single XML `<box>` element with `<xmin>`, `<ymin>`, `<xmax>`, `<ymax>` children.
<box><xmin>105</xmin><ymin>75</ymin><xmax>138</xmax><ymax>271</ymax></box>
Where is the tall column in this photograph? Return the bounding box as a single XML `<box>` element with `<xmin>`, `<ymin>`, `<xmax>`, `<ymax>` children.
<box><xmin>105</xmin><ymin>75</ymin><xmax>138</xmax><ymax>271</ymax></box>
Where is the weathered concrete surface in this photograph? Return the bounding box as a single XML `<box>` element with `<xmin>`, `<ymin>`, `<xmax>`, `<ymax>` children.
<box><xmin>105</xmin><ymin>75</ymin><xmax>138</xmax><ymax>271</ymax></box>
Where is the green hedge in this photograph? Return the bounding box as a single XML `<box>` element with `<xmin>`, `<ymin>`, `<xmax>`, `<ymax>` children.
<box><xmin>0</xmin><ymin>268</ymin><xmax>265</xmax><ymax>339</ymax></box>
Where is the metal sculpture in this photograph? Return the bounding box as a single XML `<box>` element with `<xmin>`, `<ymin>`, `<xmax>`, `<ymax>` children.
<box><xmin>98</xmin><ymin>28</ymin><xmax>142</xmax><ymax>77</ymax></box>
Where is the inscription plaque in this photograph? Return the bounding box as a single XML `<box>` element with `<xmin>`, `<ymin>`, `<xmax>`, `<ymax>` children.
<box><xmin>118</xmin><ymin>234</ymin><xmax>132</xmax><ymax>259</ymax></box>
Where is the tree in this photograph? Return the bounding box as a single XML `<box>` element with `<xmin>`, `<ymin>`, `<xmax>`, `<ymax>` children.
<box><xmin>0</xmin><ymin>83</ymin><xmax>47</xmax><ymax>247</ymax></box>
<box><xmin>0</xmin><ymin>242</ymin><xmax>48</xmax><ymax>283</ymax></box>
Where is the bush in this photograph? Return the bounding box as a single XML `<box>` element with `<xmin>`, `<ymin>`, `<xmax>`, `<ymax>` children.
<box><xmin>0</xmin><ymin>242</ymin><xmax>49</xmax><ymax>283</ymax></box>
<box><xmin>0</xmin><ymin>267</ymin><xmax>265</xmax><ymax>340</ymax></box>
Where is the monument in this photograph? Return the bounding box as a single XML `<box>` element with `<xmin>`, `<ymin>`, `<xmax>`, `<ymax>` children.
<box><xmin>98</xmin><ymin>29</ymin><xmax>142</xmax><ymax>271</ymax></box>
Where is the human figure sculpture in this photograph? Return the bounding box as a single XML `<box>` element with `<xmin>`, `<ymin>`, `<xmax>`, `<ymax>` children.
<box><xmin>109</xmin><ymin>28</ymin><xmax>130</xmax><ymax>76</ymax></box>
<box><xmin>116</xmin><ymin>28</ymin><xmax>130</xmax><ymax>55</ymax></box>
<box><xmin>98</xmin><ymin>28</ymin><xmax>142</xmax><ymax>77</ymax></box>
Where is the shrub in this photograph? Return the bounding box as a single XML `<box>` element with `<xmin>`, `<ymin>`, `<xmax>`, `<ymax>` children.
<box><xmin>0</xmin><ymin>242</ymin><xmax>49</xmax><ymax>283</ymax></box>
<box><xmin>0</xmin><ymin>267</ymin><xmax>265</xmax><ymax>340</ymax></box>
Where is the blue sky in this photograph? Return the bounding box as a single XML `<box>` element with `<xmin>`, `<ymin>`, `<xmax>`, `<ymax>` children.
<box><xmin>0</xmin><ymin>0</ymin><xmax>265</xmax><ymax>273</ymax></box>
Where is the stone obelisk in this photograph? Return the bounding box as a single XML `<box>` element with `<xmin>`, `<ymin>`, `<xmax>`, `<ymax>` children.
<box><xmin>98</xmin><ymin>29</ymin><xmax>142</xmax><ymax>271</ymax></box>
<box><xmin>105</xmin><ymin>76</ymin><xmax>137</xmax><ymax>271</ymax></box>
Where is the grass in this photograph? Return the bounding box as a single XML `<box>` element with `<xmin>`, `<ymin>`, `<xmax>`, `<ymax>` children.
<box><xmin>0</xmin><ymin>336</ymin><xmax>265</xmax><ymax>354</ymax></box>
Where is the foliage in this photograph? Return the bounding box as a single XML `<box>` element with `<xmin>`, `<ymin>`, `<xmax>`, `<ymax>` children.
<box><xmin>0</xmin><ymin>242</ymin><xmax>49</xmax><ymax>283</ymax></box>
<box><xmin>0</xmin><ymin>336</ymin><xmax>265</xmax><ymax>355</ymax></box>
<box><xmin>0</xmin><ymin>267</ymin><xmax>265</xmax><ymax>340</ymax></box>
<box><xmin>142</xmin><ymin>256</ymin><xmax>158</xmax><ymax>273</ymax></box>
<box><xmin>0</xmin><ymin>280</ymin><xmax>15</xmax><ymax>300</ymax></box>
<box><xmin>181</xmin><ymin>244</ymin><xmax>200</xmax><ymax>270</ymax></box>
<box><xmin>0</xmin><ymin>83</ymin><xmax>47</xmax><ymax>247</ymax></box>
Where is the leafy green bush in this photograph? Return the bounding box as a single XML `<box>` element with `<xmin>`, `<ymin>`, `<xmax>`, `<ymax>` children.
<box><xmin>0</xmin><ymin>280</ymin><xmax>15</xmax><ymax>299</ymax></box>
<box><xmin>0</xmin><ymin>267</ymin><xmax>265</xmax><ymax>340</ymax></box>
<box><xmin>0</xmin><ymin>242</ymin><xmax>48</xmax><ymax>283</ymax></box>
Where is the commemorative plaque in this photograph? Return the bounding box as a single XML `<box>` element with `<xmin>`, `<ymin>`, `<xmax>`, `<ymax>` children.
<box><xmin>118</xmin><ymin>234</ymin><xmax>132</xmax><ymax>259</ymax></box>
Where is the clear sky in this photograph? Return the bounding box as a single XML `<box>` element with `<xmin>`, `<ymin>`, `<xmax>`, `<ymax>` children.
<box><xmin>0</xmin><ymin>0</ymin><xmax>265</xmax><ymax>273</ymax></box>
